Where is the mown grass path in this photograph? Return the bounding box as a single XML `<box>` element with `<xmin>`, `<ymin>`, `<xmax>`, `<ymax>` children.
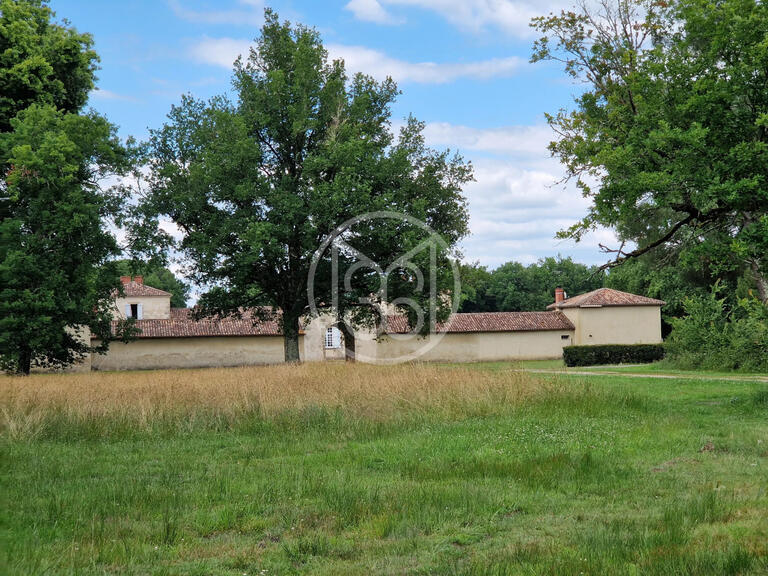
<box><xmin>1</xmin><ymin>363</ymin><xmax>767</xmax><ymax>575</ymax></box>
<box><xmin>521</xmin><ymin>368</ymin><xmax>768</xmax><ymax>383</ymax></box>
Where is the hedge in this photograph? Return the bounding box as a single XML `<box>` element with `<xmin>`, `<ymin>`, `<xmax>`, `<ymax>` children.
<box><xmin>563</xmin><ymin>344</ymin><xmax>664</xmax><ymax>367</ymax></box>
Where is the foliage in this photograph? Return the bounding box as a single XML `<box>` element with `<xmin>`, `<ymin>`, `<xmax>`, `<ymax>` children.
<box><xmin>0</xmin><ymin>1</ymin><xmax>131</xmax><ymax>374</ymax></box>
<box><xmin>604</xmin><ymin>250</ymin><xmax>746</xmax><ymax>336</ymax></box>
<box><xmin>457</xmin><ymin>261</ymin><xmax>494</xmax><ymax>312</ymax></box>
<box><xmin>563</xmin><ymin>343</ymin><xmax>665</xmax><ymax>366</ymax></box>
<box><xmin>0</xmin><ymin>0</ymin><xmax>98</xmax><ymax>132</ymax></box>
<box><xmin>459</xmin><ymin>256</ymin><xmax>604</xmax><ymax>312</ymax></box>
<box><xmin>2</xmin><ymin>364</ymin><xmax>767</xmax><ymax>573</ymax></box>
<box><xmin>531</xmin><ymin>0</ymin><xmax>768</xmax><ymax>301</ymax></box>
<box><xmin>666</xmin><ymin>288</ymin><xmax>768</xmax><ymax>372</ymax></box>
<box><xmin>135</xmin><ymin>10</ymin><xmax>470</xmax><ymax>361</ymax></box>
<box><xmin>113</xmin><ymin>260</ymin><xmax>190</xmax><ymax>308</ymax></box>
<box><xmin>0</xmin><ymin>105</ymin><xmax>133</xmax><ymax>374</ymax></box>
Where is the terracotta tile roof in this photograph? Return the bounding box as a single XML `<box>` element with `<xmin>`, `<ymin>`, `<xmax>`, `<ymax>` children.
<box><xmin>109</xmin><ymin>308</ymin><xmax>286</xmax><ymax>339</ymax></box>
<box><xmin>547</xmin><ymin>288</ymin><xmax>665</xmax><ymax>310</ymax></box>
<box><xmin>386</xmin><ymin>311</ymin><xmax>574</xmax><ymax>333</ymax></box>
<box><xmin>104</xmin><ymin>308</ymin><xmax>573</xmax><ymax>340</ymax></box>
<box><xmin>119</xmin><ymin>280</ymin><xmax>172</xmax><ymax>298</ymax></box>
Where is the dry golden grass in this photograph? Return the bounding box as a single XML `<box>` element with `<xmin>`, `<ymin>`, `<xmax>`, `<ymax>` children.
<box><xmin>0</xmin><ymin>363</ymin><xmax>541</xmax><ymax>440</ymax></box>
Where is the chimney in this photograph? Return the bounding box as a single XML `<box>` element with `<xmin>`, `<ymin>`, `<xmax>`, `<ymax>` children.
<box><xmin>134</xmin><ymin>275</ymin><xmax>143</xmax><ymax>285</ymax></box>
<box><xmin>555</xmin><ymin>287</ymin><xmax>565</xmax><ymax>304</ymax></box>
<box><xmin>120</xmin><ymin>275</ymin><xmax>131</xmax><ymax>285</ymax></box>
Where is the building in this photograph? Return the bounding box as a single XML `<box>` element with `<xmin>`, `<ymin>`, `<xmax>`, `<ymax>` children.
<box><xmin>546</xmin><ymin>286</ymin><xmax>665</xmax><ymax>346</ymax></box>
<box><xmin>78</xmin><ymin>276</ymin><xmax>664</xmax><ymax>370</ymax></box>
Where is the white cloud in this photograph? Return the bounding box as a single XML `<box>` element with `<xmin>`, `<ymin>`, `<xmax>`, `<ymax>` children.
<box><xmin>168</xmin><ymin>0</ymin><xmax>263</xmax><ymax>26</ymax></box>
<box><xmin>159</xmin><ymin>219</ymin><xmax>185</xmax><ymax>243</ymax></box>
<box><xmin>345</xmin><ymin>0</ymin><xmax>568</xmax><ymax>37</ymax></box>
<box><xmin>457</xmin><ymin>156</ymin><xmax>617</xmax><ymax>268</ymax></box>
<box><xmin>406</xmin><ymin>123</ymin><xmax>616</xmax><ymax>268</ymax></box>
<box><xmin>90</xmin><ymin>89</ymin><xmax>138</xmax><ymax>102</ymax></box>
<box><xmin>420</xmin><ymin>122</ymin><xmax>553</xmax><ymax>158</ymax></box>
<box><xmin>189</xmin><ymin>37</ymin><xmax>523</xmax><ymax>83</ymax></box>
<box><xmin>190</xmin><ymin>37</ymin><xmax>252</xmax><ymax>69</ymax></box>
<box><xmin>345</xmin><ymin>0</ymin><xmax>400</xmax><ymax>24</ymax></box>
<box><xmin>328</xmin><ymin>44</ymin><xmax>522</xmax><ymax>83</ymax></box>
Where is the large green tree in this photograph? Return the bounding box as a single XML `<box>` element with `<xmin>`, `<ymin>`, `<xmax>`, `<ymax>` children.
<box><xmin>0</xmin><ymin>106</ymin><xmax>132</xmax><ymax>374</ymax></box>
<box><xmin>531</xmin><ymin>0</ymin><xmax>768</xmax><ymax>302</ymax></box>
<box><xmin>0</xmin><ymin>1</ymin><xmax>132</xmax><ymax>374</ymax></box>
<box><xmin>135</xmin><ymin>11</ymin><xmax>470</xmax><ymax>362</ymax></box>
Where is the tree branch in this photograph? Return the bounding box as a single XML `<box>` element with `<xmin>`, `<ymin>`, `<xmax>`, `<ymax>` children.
<box><xmin>597</xmin><ymin>214</ymin><xmax>696</xmax><ymax>271</ymax></box>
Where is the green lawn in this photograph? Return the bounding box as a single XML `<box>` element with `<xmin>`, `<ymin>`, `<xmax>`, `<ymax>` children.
<box><xmin>2</xmin><ymin>364</ymin><xmax>767</xmax><ymax>575</ymax></box>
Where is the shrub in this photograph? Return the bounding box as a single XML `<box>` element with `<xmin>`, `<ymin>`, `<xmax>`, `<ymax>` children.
<box><xmin>666</xmin><ymin>288</ymin><xmax>768</xmax><ymax>372</ymax></box>
<box><xmin>563</xmin><ymin>344</ymin><xmax>664</xmax><ymax>367</ymax></box>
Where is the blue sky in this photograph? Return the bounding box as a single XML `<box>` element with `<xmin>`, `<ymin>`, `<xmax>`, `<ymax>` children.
<box><xmin>61</xmin><ymin>0</ymin><xmax>617</xmax><ymax>269</ymax></box>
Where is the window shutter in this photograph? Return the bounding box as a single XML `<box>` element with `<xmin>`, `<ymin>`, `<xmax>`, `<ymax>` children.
<box><xmin>333</xmin><ymin>327</ymin><xmax>341</xmax><ymax>348</ymax></box>
<box><xmin>125</xmin><ymin>304</ymin><xmax>132</xmax><ymax>318</ymax></box>
<box><xmin>137</xmin><ymin>303</ymin><xmax>143</xmax><ymax>320</ymax></box>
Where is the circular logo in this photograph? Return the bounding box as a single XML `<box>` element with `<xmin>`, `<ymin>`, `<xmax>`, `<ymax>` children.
<box><xmin>308</xmin><ymin>211</ymin><xmax>461</xmax><ymax>364</ymax></box>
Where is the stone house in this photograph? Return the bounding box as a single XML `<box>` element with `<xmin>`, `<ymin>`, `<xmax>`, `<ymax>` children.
<box><xmin>81</xmin><ymin>276</ymin><xmax>664</xmax><ymax>370</ymax></box>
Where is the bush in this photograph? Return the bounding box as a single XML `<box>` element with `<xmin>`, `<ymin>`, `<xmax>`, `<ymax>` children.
<box><xmin>666</xmin><ymin>289</ymin><xmax>768</xmax><ymax>372</ymax></box>
<box><xmin>563</xmin><ymin>344</ymin><xmax>665</xmax><ymax>367</ymax></box>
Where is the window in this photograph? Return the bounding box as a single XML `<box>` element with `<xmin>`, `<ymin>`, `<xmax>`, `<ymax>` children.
<box><xmin>125</xmin><ymin>303</ymin><xmax>142</xmax><ymax>319</ymax></box>
<box><xmin>325</xmin><ymin>326</ymin><xmax>341</xmax><ymax>349</ymax></box>
<box><xmin>561</xmin><ymin>334</ymin><xmax>570</xmax><ymax>340</ymax></box>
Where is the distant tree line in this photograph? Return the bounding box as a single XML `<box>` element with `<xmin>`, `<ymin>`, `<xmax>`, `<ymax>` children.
<box><xmin>458</xmin><ymin>257</ymin><xmax>604</xmax><ymax>313</ymax></box>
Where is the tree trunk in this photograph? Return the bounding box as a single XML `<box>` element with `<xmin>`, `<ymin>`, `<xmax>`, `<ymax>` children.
<box><xmin>283</xmin><ymin>313</ymin><xmax>301</xmax><ymax>363</ymax></box>
<box><xmin>18</xmin><ymin>348</ymin><xmax>32</xmax><ymax>376</ymax></box>
<box><xmin>339</xmin><ymin>322</ymin><xmax>356</xmax><ymax>363</ymax></box>
<box><xmin>751</xmin><ymin>260</ymin><xmax>768</xmax><ymax>304</ymax></box>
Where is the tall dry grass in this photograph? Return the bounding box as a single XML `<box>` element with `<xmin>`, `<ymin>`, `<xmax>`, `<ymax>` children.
<box><xmin>0</xmin><ymin>363</ymin><xmax>541</xmax><ymax>441</ymax></box>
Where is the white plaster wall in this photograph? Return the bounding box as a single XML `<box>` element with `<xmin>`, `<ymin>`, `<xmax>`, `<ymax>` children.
<box><xmin>564</xmin><ymin>306</ymin><xmax>662</xmax><ymax>345</ymax></box>
<box><xmin>91</xmin><ymin>335</ymin><xmax>300</xmax><ymax>371</ymax></box>
<box><xmin>370</xmin><ymin>330</ymin><xmax>573</xmax><ymax>363</ymax></box>
<box><xmin>302</xmin><ymin>313</ymin><xmax>370</xmax><ymax>362</ymax></box>
<box><xmin>303</xmin><ymin>314</ymin><xmax>340</xmax><ymax>362</ymax></box>
<box><xmin>113</xmin><ymin>296</ymin><xmax>171</xmax><ymax>320</ymax></box>
<box><xmin>302</xmin><ymin>314</ymin><xmax>574</xmax><ymax>364</ymax></box>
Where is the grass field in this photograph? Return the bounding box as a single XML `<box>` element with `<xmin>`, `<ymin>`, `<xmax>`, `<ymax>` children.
<box><xmin>1</xmin><ymin>363</ymin><xmax>767</xmax><ymax>575</ymax></box>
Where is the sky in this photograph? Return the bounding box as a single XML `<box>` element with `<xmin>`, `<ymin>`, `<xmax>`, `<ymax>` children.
<box><xmin>61</xmin><ymin>0</ymin><xmax>618</xmax><ymax>269</ymax></box>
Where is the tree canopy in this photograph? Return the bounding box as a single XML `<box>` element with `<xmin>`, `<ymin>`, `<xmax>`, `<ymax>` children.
<box><xmin>0</xmin><ymin>0</ymin><xmax>98</xmax><ymax>132</ymax></box>
<box><xmin>0</xmin><ymin>105</ymin><xmax>132</xmax><ymax>374</ymax></box>
<box><xmin>135</xmin><ymin>10</ymin><xmax>471</xmax><ymax>362</ymax></box>
<box><xmin>0</xmin><ymin>1</ymin><xmax>131</xmax><ymax>374</ymax></box>
<box><xmin>459</xmin><ymin>257</ymin><xmax>604</xmax><ymax>313</ymax></box>
<box><xmin>531</xmin><ymin>0</ymin><xmax>768</xmax><ymax>302</ymax></box>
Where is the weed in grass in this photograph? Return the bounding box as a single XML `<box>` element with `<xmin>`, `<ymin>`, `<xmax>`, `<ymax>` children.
<box><xmin>751</xmin><ymin>388</ymin><xmax>768</xmax><ymax>408</ymax></box>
